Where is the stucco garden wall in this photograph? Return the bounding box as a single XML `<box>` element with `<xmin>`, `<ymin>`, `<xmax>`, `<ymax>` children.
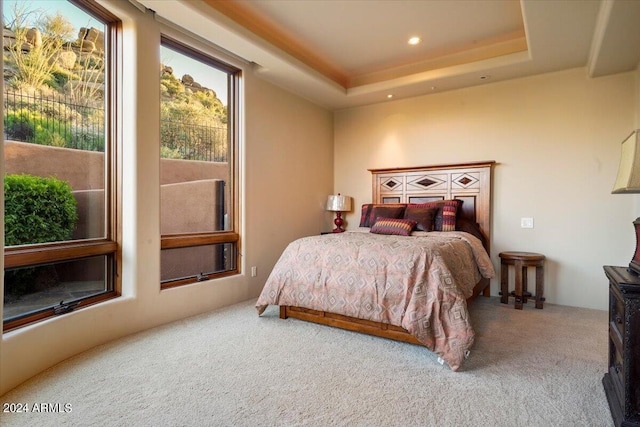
<box><xmin>5</xmin><ymin>141</ymin><xmax>104</xmax><ymax>190</ymax></box>
<box><xmin>5</xmin><ymin>141</ymin><xmax>228</xmax><ymax>187</ymax></box>
<box><xmin>4</xmin><ymin>141</ymin><xmax>228</xmax><ymax>239</ymax></box>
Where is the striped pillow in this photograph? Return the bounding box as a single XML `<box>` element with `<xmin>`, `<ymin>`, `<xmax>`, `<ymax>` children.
<box><xmin>410</xmin><ymin>199</ymin><xmax>461</xmax><ymax>231</ymax></box>
<box><xmin>359</xmin><ymin>204</ymin><xmax>372</xmax><ymax>227</ymax></box>
<box><xmin>370</xmin><ymin>217</ymin><xmax>417</xmax><ymax>236</ymax></box>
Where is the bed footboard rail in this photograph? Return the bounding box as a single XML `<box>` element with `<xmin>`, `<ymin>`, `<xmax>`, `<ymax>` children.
<box><xmin>279</xmin><ymin>305</ymin><xmax>423</xmax><ymax>345</ymax></box>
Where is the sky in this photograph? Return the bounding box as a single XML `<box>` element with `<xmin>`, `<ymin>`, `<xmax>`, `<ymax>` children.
<box><xmin>4</xmin><ymin>0</ymin><xmax>228</xmax><ymax>105</ymax></box>
<box><xmin>4</xmin><ymin>0</ymin><xmax>100</xmax><ymax>30</ymax></box>
<box><xmin>161</xmin><ymin>45</ymin><xmax>228</xmax><ymax>105</ymax></box>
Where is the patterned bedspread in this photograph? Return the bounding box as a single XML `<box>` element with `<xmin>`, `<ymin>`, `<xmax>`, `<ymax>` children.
<box><xmin>256</xmin><ymin>229</ymin><xmax>495</xmax><ymax>370</ymax></box>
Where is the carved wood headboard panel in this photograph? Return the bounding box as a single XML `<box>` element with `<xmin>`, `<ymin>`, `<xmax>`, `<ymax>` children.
<box><xmin>369</xmin><ymin>161</ymin><xmax>495</xmax><ymax>247</ymax></box>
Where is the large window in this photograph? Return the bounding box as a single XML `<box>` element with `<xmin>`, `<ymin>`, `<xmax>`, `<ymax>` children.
<box><xmin>3</xmin><ymin>0</ymin><xmax>119</xmax><ymax>331</ymax></box>
<box><xmin>159</xmin><ymin>36</ymin><xmax>239</xmax><ymax>288</ymax></box>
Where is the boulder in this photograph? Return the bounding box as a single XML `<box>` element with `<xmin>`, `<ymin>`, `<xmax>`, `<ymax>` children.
<box><xmin>77</xmin><ymin>27</ymin><xmax>104</xmax><ymax>53</ymax></box>
<box><xmin>3</xmin><ymin>28</ymin><xmax>16</xmax><ymax>49</ymax></box>
<box><xmin>80</xmin><ymin>39</ymin><xmax>95</xmax><ymax>53</ymax></box>
<box><xmin>55</xmin><ymin>51</ymin><xmax>77</xmax><ymax>69</ymax></box>
<box><xmin>84</xmin><ymin>27</ymin><xmax>100</xmax><ymax>43</ymax></box>
<box><xmin>25</xmin><ymin>27</ymin><xmax>42</xmax><ymax>48</ymax></box>
<box><xmin>181</xmin><ymin>74</ymin><xmax>194</xmax><ymax>85</ymax></box>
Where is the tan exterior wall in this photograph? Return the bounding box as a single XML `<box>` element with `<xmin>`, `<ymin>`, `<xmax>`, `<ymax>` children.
<box><xmin>72</xmin><ymin>189</ymin><xmax>105</xmax><ymax>239</ymax></box>
<box><xmin>5</xmin><ymin>141</ymin><xmax>104</xmax><ymax>190</ymax></box>
<box><xmin>160</xmin><ymin>179</ymin><xmax>223</xmax><ymax>234</ymax></box>
<box><xmin>5</xmin><ymin>141</ymin><xmax>229</xmax><ymax>240</ymax></box>
<box><xmin>5</xmin><ymin>141</ymin><xmax>229</xmax><ymax>189</ymax></box>
<box><xmin>160</xmin><ymin>158</ymin><xmax>228</xmax><ymax>185</ymax></box>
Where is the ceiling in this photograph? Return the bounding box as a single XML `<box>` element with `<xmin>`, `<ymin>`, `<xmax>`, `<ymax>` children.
<box><xmin>137</xmin><ymin>0</ymin><xmax>640</xmax><ymax>111</ymax></box>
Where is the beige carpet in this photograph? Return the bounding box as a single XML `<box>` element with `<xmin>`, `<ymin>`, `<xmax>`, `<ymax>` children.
<box><xmin>0</xmin><ymin>297</ymin><xmax>613</xmax><ymax>427</ymax></box>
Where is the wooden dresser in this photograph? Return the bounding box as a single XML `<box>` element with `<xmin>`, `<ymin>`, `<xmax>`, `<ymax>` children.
<box><xmin>603</xmin><ymin>266</ymin><xmax>640</xmax><ymax>427</ymax></box>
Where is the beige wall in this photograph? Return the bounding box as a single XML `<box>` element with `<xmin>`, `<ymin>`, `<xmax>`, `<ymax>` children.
<box><xmin>636</xmin><ymin>64</ymin><xmax>640</xmax><ymax>128</ymax></box>
<box><xmin>334</xmin><ymin>67</ymin><xmax>636</xmax><ymax>311</ymax></box>
<box><xmin>0</xmin><ymin>1</ymin><xmax>334</xmax><ymax>395</ymax></box>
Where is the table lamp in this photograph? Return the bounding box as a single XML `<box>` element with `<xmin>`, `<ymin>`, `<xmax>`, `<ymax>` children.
<box><xmin>326</xmin><ymin>193</ymin><xmax>352</xmax><ymax>233</ymax></box>
<box><xmin>612</xmin><ymin>129</ymin><xmax>640</xmax><ymax>274</ymax></box>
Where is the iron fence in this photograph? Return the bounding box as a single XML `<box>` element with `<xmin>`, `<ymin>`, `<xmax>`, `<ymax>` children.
<box><xmin>3</xmin><ymin>90</ymin><xmax>228</xmax><ymax>162</ymax></box>
<box><xmin>4</xmin><ymin>90</ymin><xmax>104</xmax><ymax>151</ymax></box>
<box><xmin>160</xmin><ymin>120</ymin><xmax>228</xmax><ymax>162</ymax></box>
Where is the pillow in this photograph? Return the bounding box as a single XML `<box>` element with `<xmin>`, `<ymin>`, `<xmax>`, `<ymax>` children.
<box><xmin>359</xmin><ymin>204</ymin><xmax>406</xmax><ymax>227</ymax></box>
<box><xmin>359</xmin><ymin>204</ymin><xmax>373</xmax><ymax>227</ymax></box>
<box><xmin>456</xmin><ymin>217</ymin><xmax>486</xmax><ymax>247</ymax></box>
<box><xmin>368</xmin><ymin>205</ymin><xmax>405</xmax><ymax>227</ymax></box>
<box><xmin>370</xmin><ymin>217</ymin><xmax>417</xmax><ymax>236</ymax></box>
<box><xmin>410</xmin><ymin>199</ymin><xmax>462</xmax><ymax>231</ymax></box>
<box><xmin>403</xmin><ymin>206</ymin><xmax>438</xmax><ymax>232</ymax></box>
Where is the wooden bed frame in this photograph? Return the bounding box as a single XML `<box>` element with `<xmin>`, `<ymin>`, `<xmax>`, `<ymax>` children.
<box><xmin>280</xmin><ymin>161</ymin><xmax>495</xmax><ymax>346</ymax></box>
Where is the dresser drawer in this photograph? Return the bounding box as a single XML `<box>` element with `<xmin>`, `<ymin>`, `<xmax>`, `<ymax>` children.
<box><xmin>609</xmin><ymin>284</ymin><xmax>625</xmax><ymax>341</ymax></box>
<box><xmin>609</xmin><ymin>333</ymin><xmax>625</xmax><ymax>405</ymax></box>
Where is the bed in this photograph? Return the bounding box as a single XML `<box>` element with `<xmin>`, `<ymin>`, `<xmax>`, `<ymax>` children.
<box><xmin>256</xmin><ymin>161</ymin><xmax>496</xmax><ymax>370</ymax></box>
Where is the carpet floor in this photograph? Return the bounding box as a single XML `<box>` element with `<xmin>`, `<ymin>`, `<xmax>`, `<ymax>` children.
<box><xmin>0</xmin><ymin>296</ymin><xmax>614</xmax><ymax>426</ymax></box>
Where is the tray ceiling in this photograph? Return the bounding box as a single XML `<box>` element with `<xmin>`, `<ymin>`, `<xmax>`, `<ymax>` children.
<box><xmin>137</xmin><ymin>0</ymin><xmax>640</xmax><ymax>110</ymax></box>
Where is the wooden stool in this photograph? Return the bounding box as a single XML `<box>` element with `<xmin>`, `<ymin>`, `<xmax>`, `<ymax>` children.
<box><xmin>499</xmin><ymin>251</ymin><xmax>545</xmax><ymax>310</ymax></box>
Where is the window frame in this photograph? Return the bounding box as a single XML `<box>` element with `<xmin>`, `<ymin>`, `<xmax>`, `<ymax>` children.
<box><xmin>2</xmin><ymin>0</ymin><xmax>122</xmax><ymax>332</ymax></box>
<box><xmin>159</xmin><ymin>35</ymin><xmax>240</xmax><ymax>290</ymax></box>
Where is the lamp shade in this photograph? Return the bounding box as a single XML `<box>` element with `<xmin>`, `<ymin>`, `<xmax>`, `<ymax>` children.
<box><xmin>326</xmin><ymin>194</ymin><xmax>352</xmax><ymax>212</ymax></box>
<box><xmin>613</xmin><ymin>130</ymin><xmax>640</xmax><ymax>193</ymax></box>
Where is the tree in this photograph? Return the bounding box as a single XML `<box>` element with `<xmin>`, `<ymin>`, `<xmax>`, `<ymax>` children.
<box><xmin>4</xmin><ymin>2</ymin><xmax>75</xmax><ymax>90</ymax></box>
<box><xmin>68</xmin><ymin>52</ymin><xmax>105</xmax><ymax>104</ymax></box>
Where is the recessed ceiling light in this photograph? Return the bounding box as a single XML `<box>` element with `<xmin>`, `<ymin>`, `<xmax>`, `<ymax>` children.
<box><xmin>387</xmin><ymin>94</ymin><xmax>394</xmax><ymax>99</ymax></box>
<box><xmin>408</xmin><ymin>36</ymin><xmax>421</xmax><ymax>46</ymax></box>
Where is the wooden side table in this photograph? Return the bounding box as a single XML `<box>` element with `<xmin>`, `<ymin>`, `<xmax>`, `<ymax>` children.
<box><xmin>499</xmin><ymin>251</ymin><xmax>545</xmax><ymax>309</ymax></box>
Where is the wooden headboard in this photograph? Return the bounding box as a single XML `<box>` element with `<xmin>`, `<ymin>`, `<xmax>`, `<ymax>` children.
<box><xmin>369</xmin><ymin>161</ymin><xmax>495</xmax><ymax>248</ymax></box>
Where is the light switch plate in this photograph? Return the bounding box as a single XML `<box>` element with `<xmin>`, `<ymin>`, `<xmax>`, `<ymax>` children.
<box><xmin>521</xmin><ymin>217</ymin><xmax>534</xmax><ymax>229</ymax></box>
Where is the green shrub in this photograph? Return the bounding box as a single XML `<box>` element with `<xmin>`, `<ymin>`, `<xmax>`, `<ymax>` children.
<box><xmin>4</xmin><ymin>174</ymin><xmax>78</xmax><ymax>246</ymax></box>
<box><xmin>4</xmin><ymin>109</ymin><xmax>72</xmax><ymax>147</ymax></box>
<box><xmin>48</xmin><ymin>69</ymin><xmax>70</xmax><ymax>90</ymax></box>
<box><xmin>161</xmin><ymin>73</ymin><xmax>185</xmax><ymax>97</ymax></box>
<box><xmin>160</xmin><ymin>145</ymin><xmax>184</xmax><ymax>159</ymax></box>
<box><xmin>4</xmin><ymin>174</ymin><xmax>78</xmax><ymax>298</ymax></box>
<box><xmin>5</xmin><ymin>119</ymin><xmax>34</xmax><ymax>141</ymax></box>
<box><xmin>72</xmin><ymin>131</ymin><xmax>104</xmax><ymax>152</ymax></box>
<box><xmin>5</xmin><ymin>110</ymin><xmax>35</xmax><ymax>141</ymax></box>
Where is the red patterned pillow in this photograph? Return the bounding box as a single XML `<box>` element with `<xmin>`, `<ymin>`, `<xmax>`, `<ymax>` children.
<box><xmin>370</xmin><ymin>217</ymin><xmax>417</xmax><ymax>236</ymax></box>
<box><xmin>410</xmin><ymin>199</ymin><xmax>461</xmax><ymax>231</ymax></box>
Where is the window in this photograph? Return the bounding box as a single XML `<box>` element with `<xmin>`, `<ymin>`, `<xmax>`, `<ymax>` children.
<box><xmin>159</xmin><ymin>36</ymin><xmax>239</xmax><ymax>288</ymax></box>
<box><xmin>3</xmin><ymin>0</ymin><xmax>119</xmax><ymax>331</ymax></box>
